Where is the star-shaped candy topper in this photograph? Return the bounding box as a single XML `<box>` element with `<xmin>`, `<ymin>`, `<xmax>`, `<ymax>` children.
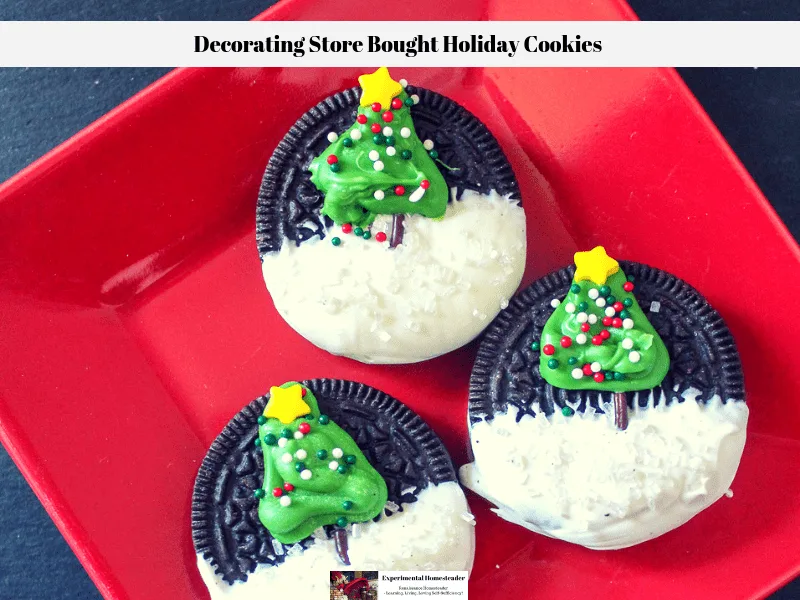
<box><xmin>573</xmin><ymin>246</ymin><xmax>620</xmax><ymax>285</ymax></box>
<box><xmin>358</xmin><ymin>67</ymin><xmax>403</xmax><ymax>110</ymax></box>
<box><xmin>263</xmin><ymin>384</ymin><xmax>311</xmax><ymax>424</ymax></box>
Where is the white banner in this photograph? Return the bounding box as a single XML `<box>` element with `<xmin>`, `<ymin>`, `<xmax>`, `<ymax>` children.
<box><xmin>1</xmin><ymin>21</ymin><xmax>799</xmax><ymax>67</ymax></box>
<box><xmin>378</xmin><ymin>571</ymin><xmax>468</xmax><ymax>598</ymax></box>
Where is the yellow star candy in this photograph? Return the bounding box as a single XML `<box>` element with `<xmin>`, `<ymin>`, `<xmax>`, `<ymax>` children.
<box><xmin>573</xmin><ymin>246</ymin><xmax>620</xmax><ymax>286</ymax></box>
<box><xmin>358</xmin><ymin>67</ymin><xmax>403</xmax><ymax>110</ymax></box>
<box><xmin>263</xmin><ymin>384</ymin><xmax>311</xmax><ymax>424</ymax></box>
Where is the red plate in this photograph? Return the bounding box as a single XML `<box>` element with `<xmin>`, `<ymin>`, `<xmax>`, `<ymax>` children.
<box><xmin>1</xmin><ymin>0</ymin><xmax>799</xmax><ymax>599</ymax></box>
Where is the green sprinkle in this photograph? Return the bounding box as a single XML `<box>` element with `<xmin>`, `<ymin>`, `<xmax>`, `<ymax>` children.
<box><xmin>254</xmin><ymin>437</ymin><xmax>261</xmax><ymax>447</ymax></box>
<box><xmin>570</xmin><ymin>283</ymin><xmax>581</xmax><ymax>294</ymax></box>
<box><xmin>318</xmin><ymin>415</ymin><xmax>330</xmax><ymax>425</ymax></box>
<box><xmin>331</xmin><ymin>236</ymin><xmax>341</xmax><ymax>247</ymax></box>
<box><xmin>263</xmin><ymin>434</ymin><xmax>277</xmax><ymax>446</ymax></box>
<box><xmin>353</xmin><ymin>227</ymin><xmax>363</xmax><ymax>237</ymax></box>
<box><xmin>568</xmin><ymin>357</ymin><xmax>578</xmax><ymax>365</ymax></box>
<box><xmin>404</xmin><ymin>97</ymin><xmax>414</xmax><ymax>107</ymax></box>
<box><xmin>614</xmin><ymin>372</ymin><xmax>626</xmax><ymax>381</ymax></box>
<box><xmin>600</xmin><ymin>285</ymin><xmax>611</xmax><ymax>297</ymax></box>
<box><xmin>254</xmin><ymin>488</ymin><xmax>265</xmax><ymax>499</ymax></box>
<box><xmin>373</xmin><ymin>134</ymin><xmax>384</xmax><ymax>145</ymax></box>
<box><xmin>345</xmin><ymin>455</ymin><xmax>356</xmax><ymax>465</ymax></box>
<box><xmin>295</xmin><ymin>462</ymin><xmax>306</xmax><ymax>472</ymax></box>
<box><xmin>280</xmin><ymin>428</ymin><xmax>292</xmax><ymax>439</ymax></box>
<box><xmin>605</xmin><ymin>371</ymin><xmax>614</xmax><ymax>378</ymax></box>
<box><xmin>330</xmin><ymin>162</ymin><xmax>341</xmax><ymax>173</ymax></box>
<box><xmin>578</xmin><ymin>301</ymin><xmax>588</xmax><ymax>311</ymax></box>
<box><xmin>337</xmin><ymin>464</ymin><xmax>348</xmax><ymax>474</ymax></box>
<box><xmin>606</xmin><ymin>295</ymin><xmax>616</xmax><ymax>305</ymax></box>
<box><xmin>623</xmin><ymin>298</ymin><xmax>633</xmax><ymax>308</ymax></box>
<box><xmin>385</xmin><ymin>136</ymin><xmax>396</xmax><ymax>146</ymax></box>
<box><xmin>428</xmin><ymin>149</ymin><xmax>438</xmax><ymax>159</ymax></box>
<box><xmin>401</xmin><ymin>150</ymin><xmax>412</xmax><ymax>159</ymax></box>
<box><xmin>562</xmin><ymin>406</ymin><xmax>574</xmax><ymax>417</ymax></box>
<box><xmin>620</xmin><ymin>310</ymin><xmax>631</xmax><ymax>319</ymax></box>
<box><xmin>316</xmin><ymin>449</ymin><xmax>328</xmax><ymax>460</ymax></box>
<box><xmin>531</xmin><ymin>341</ymin><xmax>541</xmax><ymax>351</ymax></box>
<box><xmin>336</xmin><ymin>517</ymin><xmax>348</xmax><ymax>528</ymax></box>
<box><xmin>257</xmin><ymin>415</ymin><xmax>267</xmax><ymax>425</ymax></box>
<box><xmin>342</xmin><ymin>137</ymin><xmax>353</xmax><ymax>148</ymax></box>
<box><xmin>342</xmin><ymin>501</ymin><xmax>354</xmax><ymax>511</ymax></box>
<box><xmin>362</xmin><ymin>231</ymin><xmax>371</xmax><ymax>240</ymax></box>
<box><xmin>547</xmin><ymin>358</ymin><xmax>559</xmax><ymax>369</ymax></box>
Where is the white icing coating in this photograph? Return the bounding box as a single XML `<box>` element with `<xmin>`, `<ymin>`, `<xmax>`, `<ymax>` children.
<box><xmin>460</xmin><ymin>390</ymin><xmax>748</xmax><ymax>550</ymax></box>
<box><xmin>197</xmin><ymin>482</ymin><xmax>475</xmax><ymax>599</ymax></box>
<box><xmin>261</xmin><ymin>190</ymin><xmax>526</xmax><ymax>363</ymax></box>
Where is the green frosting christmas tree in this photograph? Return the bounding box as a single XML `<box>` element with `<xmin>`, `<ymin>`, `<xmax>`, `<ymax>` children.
<box><xmin>308</xmin><ymin>68</ymin><xmax>447</xmax><ymax>243</ymax></box>
<box><xmin>254</xmin><ymin>382</ymin><xmax>387</xmax><ymax>559</ymax></box>
<box><xmin>535</xmin><ymin>247</ymin><xmax>670</xmax><ymax>428</ymax></box>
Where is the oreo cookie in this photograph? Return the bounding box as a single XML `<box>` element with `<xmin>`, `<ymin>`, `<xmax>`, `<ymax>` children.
<box><xmin>256</xmin><ymin>69</ymin><xmax>527</xmax><ymax>365</ymax></box>
<box><xmin>193</xmin><ymin>379</ymin><xmax>474</xmax><ymax>598</ymax></box>
<box><xmin>460</xmin><ymin>250</ymin><xmax>748</xmax><ymax>550</ymax></box>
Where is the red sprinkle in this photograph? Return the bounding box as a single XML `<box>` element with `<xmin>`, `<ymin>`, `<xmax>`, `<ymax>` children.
<box><xmin>391</xmin><ymin>97</ymin><xmax>403</xmax><ymax>110</ymax></box>
<box><xmin>298</xmin><ymin>422</ymin><xmax>311</xmax><ymax>434</ymax></box>
<box><xmin>382</xmin><ymin>111</ymin><xmax>394</xmax><ymax>123</ymax></box>
<box><xmin>602</xmin><ymin>316</ymin><xmax>613</xmax><ymax>326</ymax></box>
<box><xmin>394</xmin><ymin>185</ymin><xmax>406</xmax><ymax>195</ymax></box>
<box><xmin>283</xmin><ymin>483</ymin><xmax>295</xmax><ymax>492</ymax></box>
<box><xmin>326</xmin><ymin>155</ymin><xmax>338</xmax><ymax>165</ymax></box>
<box><xmin>560</xmin><ymin>336</ymin><xmax>572</xmax><ymax>348</ymax></box>
<box><xmin>341</xmin><ymin>223</ymin><xmax>353</xmax><ymax>234</ymax></box>
<box><xmin>580</xmin><ymin>322</ymin><xmax>591</xmax><ymax>333</ymax></box>
<box><xmin>612</xmin><ymin>317</ymin><xmax>623</xmax><ymax>328</ymax></box>
<box><xmin>591</xmin><ymin>335</ymin><xmax>603</xmax><ymax>346</ymax></box>
<box><xmin>272</xmin><ymin>487</ymin><xmax>283</xmax><ymax>498</ymax></box>
<box><xmin>600</xmin><ymin>330</ymin><xmax>611</xmax><ymax>340</ymax></box>
<box><xmin>301</xmin><ymin>387</ymin><xmax>307</xmax><ymax>397</ymax></box>
<box><xmin>593</xmin><ymin>372</ymin><xmax>606</xmax><ymax>383</ymax></box>
<box><xmin>582</xmin><ymin>364</ymin><xmax>593</xmax><ymax>376</ymax></box>
<box><xmin>542</xmin><ymin>344</ymin><xmax>556</xmax><ymax>356</ymax></box>
<box><xmin>375</xmin><ymin>232</ymin><xmax>387</xmax><ymax>243</ymax></box>
<box><xmin>371</xmin><ymin>123</ymin><xmax>382</xmax><ymax>133</ymax></box>
<box><xmin>623</xmin><ymin>281</ymin><xmax>635</xmax><ymax>292</ymax></box>
<box><xmin>420</xmin><ymin>179</ymin><xmax>430</xmax><ymax>189</ymax></box>
<box><xmin>613</xmin><ymin>302</ymin><xmax>624</xmax><ymax>312</ymax></box>
<box><xmin>356</xmin><ymin>114</ymin><xmax>367</xmax><ymax>124</ymax></box>
<box><xmin>371</xmin><ymin>102</ymin><xmax>382</xmax><ymax>112</ymax></box>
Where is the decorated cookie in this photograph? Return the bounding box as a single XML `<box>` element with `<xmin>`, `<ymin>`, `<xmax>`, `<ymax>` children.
<box><xmin>460</xmin><ymin>247</ymin><xmax>748</xmax><ymax>549</ymax></box>
<box><xmin>257</xmin><ymin>68</ymin><xmax>526</xmax><ymax>364</ymax></box>
<box><xmin>193</xmin><ymin>380</ymin><xmax>475</xmax><ymax>598</ymax></box>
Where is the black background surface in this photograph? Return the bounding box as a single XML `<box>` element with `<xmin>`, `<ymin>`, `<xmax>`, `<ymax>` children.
<box><xmin>1</xmin><ymin>1</ymin><xmax>799</xmax><ymax>598</ymax></box>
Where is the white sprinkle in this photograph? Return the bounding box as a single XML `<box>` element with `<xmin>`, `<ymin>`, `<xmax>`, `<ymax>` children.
<box><xmin>373</xmin><ymin>160</ymin><xmax>384</xmax><ymax>171</ymax></box>
<box><xmin>281</xmin><ymin>453</ymin><xmax>292</xmax><ymax>463</ymax></box>
<box><xmin>724</xmin><ymin>489</ymin><xmax>734</xmax><ymax>498</ymax></box>
<box><xmin>411</xmin><ymin>94</ymin><xmax>420</xmax><ymax>104</ymax></box>
<box><xmin>385</xmin><ymin>146</ymin><xmax>397</xmax><ymax>156</ymax></box>
<box><xmin>327</xmin><ymin>131</ymin><xmax>339</xmax><ymax>143</ymax></box>
<box><xmin>280</xmin><ymin>495</ymin><xmax>292</xmax><ymax>507</ymax></box>
<box><xmin>351</xmin><ymin>523</ymin><xmax>362</xmax><ymax>539</ymax></box>
<box><xmin>460</xmin><ymin>512</ymin><xmax>476</xmax><ymax>525</ymax></box>
<box><xmin>350</xmin><ymin>129</ymin><xmax>362</xmax><ymax>140</ymax></box>
<box><xmin>629</xmin><ymin>351</ymin><xmax>641</xmax><ymax>363</ymax></box>
<box><xmin>605</xmin><ymin>307</ymin><xmax>616</xmax><ymax>317</ymax></box>
<box><xmin>423</xmin><ymin>139</ymin><xmax>434</xmax><ymax>150</ymax></box>
<box><xmin>591</xmin><ymin>362</ymin><xmax>602</xmax><ymax>373</ymax></box>
<box><xmin>272</xmin><ymin>539</ymin><xmax>285</xmax><ymax>555</ymax></box>
<box><xmin>369</xmin><ymin>150</ymin><xmax>380</xmax><ymax>161</ymax></box>
<box><xmin>622</xmin><ymin>338</ymin><xmax>634</xmax><ymax>350</ymax></box>
<box><xmin>385</xmin><ymin>500</ymin><xmax>401</xmax><ymax>512</ymax></box>
<box><xmin>623</xmin><ymin>318</ymin><xmax>634</xmax><ymax>329</ymax></box>
<box><xmin>576</xmin><ymin>312</ymin><xmax>588</xmax><ymax>323</ymax></box>
<box><xmin>383</xmin><ymin>126</ymin><xmax>393</xmax><ymax>136</ymax></box>
<box><xmin>650</xmin><ymin>301</ymin><xmax>661</xmax><ymax>313</ymax></box>
<box><xmin>588</xmin><ymin>289</ymin><xmax>599</xmax><ymax>299</ymax></box>
<box><xmin>295</xmin><ymin>449</ymin><xmax>307</xmax><ymax>460</ymax></box>
<box><xmin>399</xmin><ymin>78</ymin><xmax>408</xmax><ymax>88</ymax></box>
<box><xmin>588</xmin><ymin>314</ymin><xmax>598</xmax><ymax>324</ymax></box>
<box><xmin>373</xmin><ymin>190</ymin><xmax>385</xmax><ymax>200</ymax></box>
<box><xmin>550</xmin><ymin>298</ymin><xmax>561</xmax><ymax>308</ymax></box>
<box><xmin>332</xmin><ymin>448</ymin><xmax>344</xmax><ymax>459</ymax></box>
<box><xmin>576</xmin><ymin>333</ymin><xmax>587</xmax><ymax>345</ymax></box>
<box><xmin>500</xmin><ymin>299</ymin><xmax>509</xmax><ymax>310</ymax></box>
<box><xmin>278</xmin><ymin>438</ymin><xmax>288</xmax><ymax>448</ymax></box>
<box><xmin>293</xmin><ymin>431</ymin><xmax>304</xmax><ymax>440</ymax></box>
<box><xmin>596</xmin><ymin>297</ymin><xmax>607</xmax><ymax>307</ymax></box>
<box><xmin>329</xmin><ymin>461</ymin><xmax>340</xmax><ymax>470</ymax></box>
<box><xmin>400</xmin><ymin>126</ymin><xmax>411</xmax><ymax>138</ymax></box>
<box><xmin>571</xmin><ymin>368</ymin><xmax>584</xmax><ymax>380</ymax></box>
<box><xmin>300</xmin><ymin>469</ymin><xmax>312</xmax><ymax>480</ymax></box>
<box><xmin>564</xmin><ymin>302</ymin><xmax>576</xmax><ymax>314</ymax></box>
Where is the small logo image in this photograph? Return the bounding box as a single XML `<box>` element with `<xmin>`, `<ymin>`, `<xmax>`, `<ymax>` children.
<box><xmin>330</xmin><ymin>571</ymin><xmax>379</xmax><ymax>600</ymax></box>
